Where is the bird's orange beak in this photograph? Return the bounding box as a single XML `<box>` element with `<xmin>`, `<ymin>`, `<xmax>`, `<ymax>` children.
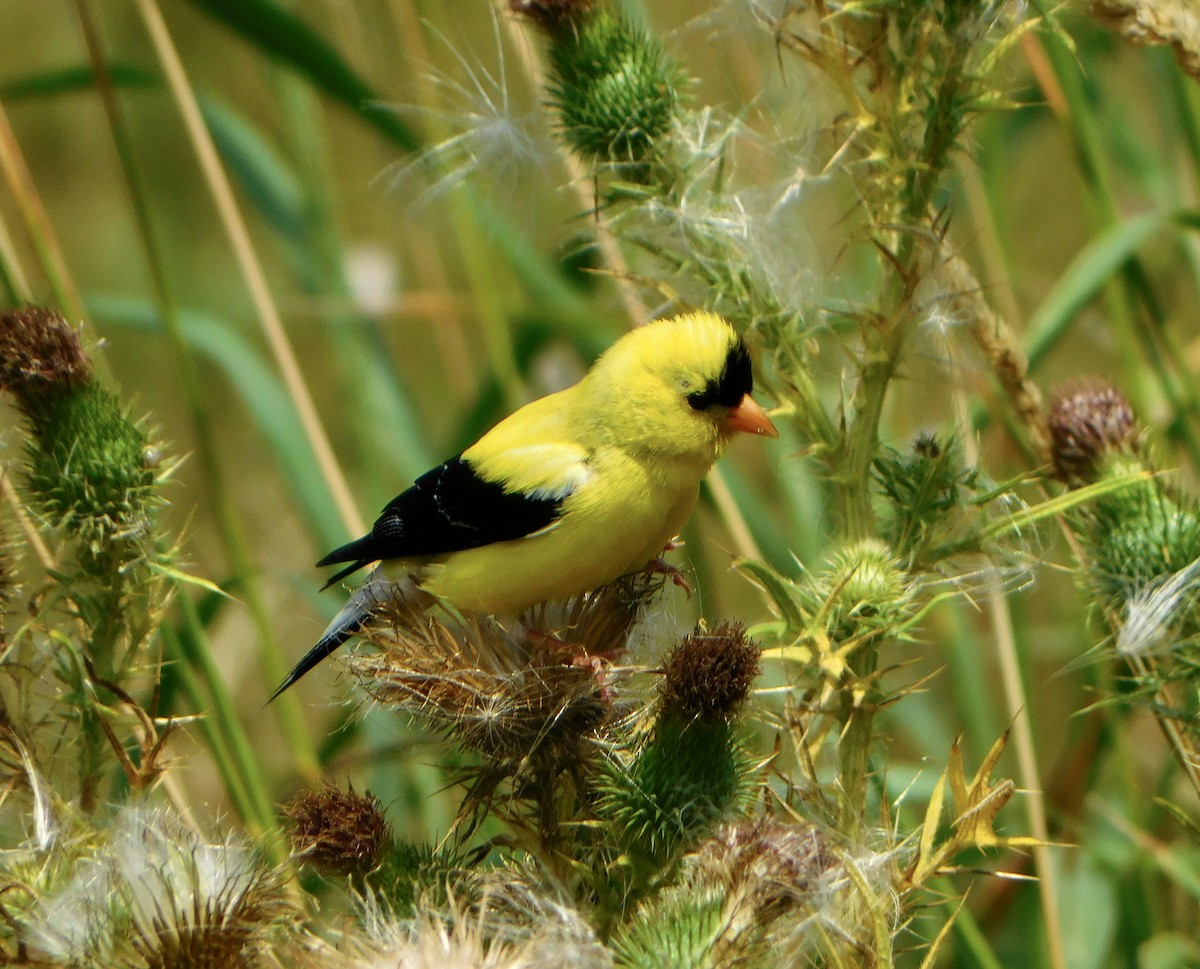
<box><xmin>724</xmin><ymin>395</ymin><xmax>778</xmax><ymax>438</ymax></box>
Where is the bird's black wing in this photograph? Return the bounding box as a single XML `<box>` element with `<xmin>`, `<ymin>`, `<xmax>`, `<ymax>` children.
<box><xmin>316</xmin><ymin>455</ymin><xmax>567</xmax><ymax>588</ymax></box>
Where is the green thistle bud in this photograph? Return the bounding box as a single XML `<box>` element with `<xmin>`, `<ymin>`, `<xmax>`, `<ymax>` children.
<box><xmin>597</xmin><ymin>623</ymin><xmax>760</xmax><ymax>864</ymax></box>
<box><xmin>597</xmin><ymin>715</ymin><xmax>756</xmax><ymax>864</ymax></box>
<box><xmin>1047</xmin><ymin>379</ymin><xmax>1137</xmax><ymax>485</ymax></box>
<box><xmin>282</xmin><ymin>785</ymin><xmax>390</xmax><ymax>877</ymax></box>
<box><xmin>815</xmin><ymin>539</ymin><xmax>914</xmax><ymax>642</ymax></box>
<box><xmin>544</xmin><ymin>10</ymin><xmax>681</xmax><ymax>165</ymax></box>
<box><xmin>368</xmin><ymin>841</ymin><xmax>464</xmax><ymax>918</ymax></box>
<box><xmin>1082</xmin><ymin>460</ymin><xmax>1200</xmax><ymax>607</ymax></box>
<box><xmin>0</xmin><ymin>307</ymin><xmax>157</xmax><ymax>552</ymax></box>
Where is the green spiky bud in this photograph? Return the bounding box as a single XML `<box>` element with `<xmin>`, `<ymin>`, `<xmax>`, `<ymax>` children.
<box><xmin>1081</xmin><ymin>454</ymin><xmax>1200</xmax><ymax>605</ymax></box>
<box><xmin>597</xmin><ymin>715</ymin><xmax>756</xmax><ymax>864</ymax></box>
<box><xmin>814</xmin><ymin>539</ymin><xmax>915</xmax><ymax>642</ymax></box>
<box><xmin>598</xmin><ymin>622</ymin><xmax>760</xmax><ymax>864</ymax></box>
<box><xmin>1055</xmin><ymin>384</ymin><xmax>1200</xmax><ymax>624</ymax></box>
<box><xmin>0</xmin><ymin>307</ymin><xmax>157</xmax><ymax>554</ymax></box>
<box><xmin>874</xmin><ymin>434</ymin><xmax>978</xmax><ymax>559</ymax></box>
<box><xmin>368</xmin><ymin>841</ymin><xmax>466</xmax><ymax>918</ymax></box>
<box><xmin>544</xmin><ymin>9</ymin><xmax>681</xmax><ymax>165</ymax></box>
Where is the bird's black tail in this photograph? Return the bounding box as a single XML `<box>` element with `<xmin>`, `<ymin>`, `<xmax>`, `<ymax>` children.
<box><xmin>268</xmin><ymin>610</ymin><xmax>366</xmax><ymax>702</ymax></box>
<box><xmin>272</xmin><ymin>569</ymin><xmax>419</xmax><ymax>703</ymax></box>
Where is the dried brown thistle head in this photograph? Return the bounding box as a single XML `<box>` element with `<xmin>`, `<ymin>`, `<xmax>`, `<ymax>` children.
<box><xmin>282</xmin><ymin>785</ymin><xmax>390</xmax><ymax>876</ymax></box>
<box><xmin>351</xmin><ymin>573</ymin><xmax>664</xmax><ymax>763</ymax></box>
<box><xmin>659</xmin><ymin>620</ymin><xmax>760</xmax><ymax>719</ymax></box>
<box><xmin>509</xmin><ymin>0</ymin><xmax>596</xmax><ymax>33</ymax></box>
<box><xmin>1047</xmin><ymin>378</ymin><xmax>1137</xmax><ymax>484</ymax></box>
<box><xmin>692</xmin><ymin>818</ymin><xmax>832</xmax><ymax>920</ymax></box>
<box><xmin>0</xmin><ymin>306</ymin><xmax>92</xmax><ymax>402</ymax></box>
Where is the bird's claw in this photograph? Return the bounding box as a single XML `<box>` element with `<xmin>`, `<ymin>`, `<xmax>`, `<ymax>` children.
<box><xmin>644</xmin><ymin>555</ymin><xmax>693</xmax><ymax>598</ymax></box>
<box><xmin>525</xmin><ymin>629</ymin><xmax>619</xmax><ymax>704</ymax></box>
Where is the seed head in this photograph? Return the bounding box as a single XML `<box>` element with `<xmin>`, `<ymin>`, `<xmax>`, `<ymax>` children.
<box><xmin>1047</xmin><ymin>379</ymin><xmax>1137</xmax><ymax>484</ymax></box>
<box><xmin>509</xmin><ymin>0</ymin><xmax>596</xmax><ymax>33</ymax></box>
<box><xmin>693</xmin><ymin>818</ymin><xmax>831</xmax><ymax>920</ymax></box>
<box><xmin>659</xmin><ymin>621</ymin><xmax>760</xmax><ymax>719</ymax></box>
<box><xmin>282</xmin><ymin>785</ymin><xmax>390</xmax><ymax>877</ymax></box>
<box><xmin>0</xmin><ymin>306</ymin><xmax>92</xmax><ymax>402</ymax></box>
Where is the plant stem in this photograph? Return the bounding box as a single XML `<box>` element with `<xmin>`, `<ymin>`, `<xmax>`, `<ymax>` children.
<box><xmin>76</xmin><ymin>0</ymin><xmax>321</xmax><ymax>782</ymax></box>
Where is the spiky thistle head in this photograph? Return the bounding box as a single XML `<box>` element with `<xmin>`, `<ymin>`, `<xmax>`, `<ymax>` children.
<box><xmin>543</xmin><ymin>9</ymin><xmax>682</xmax><ymax>165</ymax></box>
<box><xmin>595</xmin><ymin>618</ymin><xmax>761</xmax><ymax>865</ymax></box>
<box><xmin>659</xmin><ymin>621</ymin><xmax>760</xmax><ymax>720</ymax></box>
<box><xmin>1047</xmin><ymin>378</ymin><xmax>1137</xmax><ymax>485</ymax></box>
<box><xmin>812</xmin><ymin>539</ymin><xmax>916</xmax><ymax>643</ymax></box>
<box><xmin>0</xmin><ymin>306</ymin><xmax>91</xmax><ymax>403</ymax></box>
<box><xmin>508</xmin><ymin>0</ymin><xmax>596</xmax><ymax>33</ymax></box>
<box><xmin>0</xmin><ymin>307</ymin><xmax>163</xmax><ymax>557</ymax></box>
<box><xmin>283</xmin><ymin>785</ymin><xmax>390</xmax><ymax>877</ymax></box>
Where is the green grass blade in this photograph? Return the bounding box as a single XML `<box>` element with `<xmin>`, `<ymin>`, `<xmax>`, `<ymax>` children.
<box><xmin>88</xmin><ymin>293</ymin><xmax>345</xmax><ymax>549</ymax></box>
<box><xmin>0</xmin><ymin>63</ymin><xmax>156</xmax><ymax>100</ymax></box>
<box><xmin>1025</xmin><ymin>210</ymin><xmax>1168</xmax><ymax>372</ymax></box>
<box><xmin>198</xmin><ymin>95</ymin><xmax>307</xmax><ymax>243</ymax></box>
<box><xmin>183</xmin><ymin>0</ymin><xmax>419</xmax><ymax>152</ymax></box>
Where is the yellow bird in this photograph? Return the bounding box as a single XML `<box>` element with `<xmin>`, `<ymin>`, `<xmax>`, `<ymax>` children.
<box><xmin>272</xmin><ymin>311</ymin><xmax>777</xmax><ymax>700</ymax></box>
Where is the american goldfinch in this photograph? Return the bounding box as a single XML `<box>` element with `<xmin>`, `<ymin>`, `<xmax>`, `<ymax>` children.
<box><xmin>272</xmin><ymin>311</ymin><xmax>776</xmax><ymax>700</ymax></box>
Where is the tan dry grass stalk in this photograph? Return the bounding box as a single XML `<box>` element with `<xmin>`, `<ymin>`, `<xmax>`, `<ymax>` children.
<box><xmin>133</xmin><ymin>0</ymin><xmax>365</xmax><ymax>538</ymax></box>
<box><xmin>1090</xmin><ymin>0</ymin><xmax>1200</xmax><ymax>80</ymax></box>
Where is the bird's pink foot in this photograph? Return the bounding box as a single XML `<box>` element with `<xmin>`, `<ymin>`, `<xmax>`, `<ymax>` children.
<box><xmin>644</xmin><ymin>548</ymin><xmax>693</xmax><ymax>597</ymax></box>
<box><xmin>525</xmin><ymin>628</ymin><xmax>620</xmax><ymax>703</ymax></box>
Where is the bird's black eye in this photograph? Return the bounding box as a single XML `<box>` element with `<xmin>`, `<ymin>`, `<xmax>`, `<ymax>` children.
<box><xmin>686</xmin><ymin>338</ymin><xmax>753</xmax><ymax>412</ymax></box>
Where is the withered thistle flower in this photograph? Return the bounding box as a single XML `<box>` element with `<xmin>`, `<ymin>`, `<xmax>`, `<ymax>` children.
<box><xmin>0</xmin><ymin>306</ymin><xmax>92</xmax><ymax>400</ymax></box>
<box><xmin>325</xmin><ymin>877</ymin><xmax>609</xmax><ymax>969</ymax></box>
<box><xmin>1047</xmin><ymin>379</ymin><xmax>1137</xmax><ymax>485</ymax></box>
<box><xmin>690</xmin><ymin>818</ymin><xmax>831</xmax><ymax>923</ymax></box>
<box><xmin>508</xmin><ymin>0</ymin><xmax>596</xmax><ymax>33</ymax></box>
<box><xmin>353</xmin><ymin>572</ymin><xmax>661</xmax><ymax>763</ymax></box>
<box><xmin>351</xmin><ymin>574</ymin><xmax>663</xmax><ymax>844</ymax></box>
<box><xmin>659</xmin><ymin>620</ymin><xmax>760</xmax><ymax>720</ymax></box>
<box><xmin>282</xmin><ymin>785</ymin><xmax>390</xmax><ymax>877</ymax></box>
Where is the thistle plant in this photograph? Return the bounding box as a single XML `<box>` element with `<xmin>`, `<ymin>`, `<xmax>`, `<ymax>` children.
<box><xmin>3</xmin><ymin>0</ymin><xmax>1200</xmax><ymax>966</ymax></box>
<box><xmin>1047</xmin><ymin>380</ymin><xmax>1200</xmax><ymax>796</ymax></box>
<box><xmin>0</xmin><ymin>306</ymin><xmax>176</xmax><ymax>817</ymax></box>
